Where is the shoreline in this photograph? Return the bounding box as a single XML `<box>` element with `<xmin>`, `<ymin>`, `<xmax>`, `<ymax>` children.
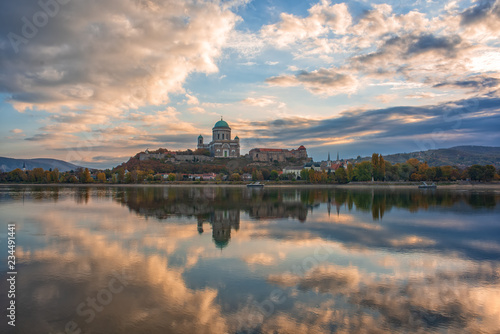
<box><xmin>1</xmin><ymin>182</ymin><xmax>499</xmax><ymax>190</ymax></box>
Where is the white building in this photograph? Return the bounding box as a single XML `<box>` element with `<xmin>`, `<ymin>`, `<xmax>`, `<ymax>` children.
<box><xmin>197</xmin><ymin>118</ymin><xmax>240</xmax><ymax>158</ymax></box>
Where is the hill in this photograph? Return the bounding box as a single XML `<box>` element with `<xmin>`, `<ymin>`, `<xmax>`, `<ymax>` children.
<box><xmin>0</xmin><ymin>157</ymin><xmax>82</xmax><ymax>172</ymax></box>
<box><xmin>352</xmin><ymin>146</ymin><xmax>500</xmax><ymax>168</ymax></box>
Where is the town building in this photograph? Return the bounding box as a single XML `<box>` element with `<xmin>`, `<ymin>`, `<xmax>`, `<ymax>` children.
<box><xmin>249</xmin><ymin>145</ymin><xmax>308</xmax><ymax>162</ymax></box>
<box><xmin>320</xmin><ymin>152</ymin><xmax>349</xmax><ymax>172</ymax></box>
<box><xmin>197</xmin><ymin>117</ymin><xmax>240</xmax><ymax>158</ymax></box>
<box><xmin>303</xmin><ymin>162</ymin><xmax>322</xmax><ymax>171</ymax></box>
<box><xmin>282</xmin><ymin>166</ymin><xmax>303</xmax><ymax>178</ymax></box>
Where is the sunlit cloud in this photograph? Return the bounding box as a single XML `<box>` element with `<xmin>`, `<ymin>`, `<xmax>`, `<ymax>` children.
<box><xmin>1</xmin><ymin>0</ymin><xmax>499</xmax><ymax>166</ymax></box>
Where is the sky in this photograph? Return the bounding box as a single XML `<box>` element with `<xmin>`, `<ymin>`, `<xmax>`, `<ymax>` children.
<box><xmin>0</xmin><ymin>0</ymin><xmax>499</xmax><ymax>169</ymax></box>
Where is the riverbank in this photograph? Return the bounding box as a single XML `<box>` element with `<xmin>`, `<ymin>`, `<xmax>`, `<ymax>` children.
<box><xmin>1</xmin><ymin>182</ymin><xmax>499</xmax><ymax>190</ymax></box>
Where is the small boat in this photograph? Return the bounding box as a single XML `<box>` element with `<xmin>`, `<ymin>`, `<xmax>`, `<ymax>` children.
<box><xmin>247</xmin><ymin>182</ymin><xmax>264</xmax><ymax>188</ymax></box>
<box><xmin>418</xmin><ymin>182</ymin><xmax>437</xmax><ymax>189</ymax></box>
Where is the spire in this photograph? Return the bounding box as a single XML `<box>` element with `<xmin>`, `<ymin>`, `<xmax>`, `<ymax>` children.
<box><xmin>328</xmin><ymin>152</ymin><xmax>330</xmax><ymax>161</ymax></box>
<box><xmin>337</xmin><ymin>152</ymin><xmax>339</xmax><ymax>161</ymax></box>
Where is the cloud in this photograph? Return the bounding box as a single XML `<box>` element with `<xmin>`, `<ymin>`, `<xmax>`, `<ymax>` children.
<box><xmin>460</xmin><ymin>0</ymin><xmax>500</xmax><ymax>34</ymax></box>
<box><xmin>254</xmin><ymin>1</ymin><xmax>498</xmax><ymax>99</ymax></box>
<box><xmin>10</xmin><ymin>128</ymin><xmax>23</xmax><ymax>134</ymax></box>
<box><xmin>265</xmin><ymin>1</ymin><xmax>351</xmax><ymax>44</ymax></box>
<box><xmin>185</xmin><ymin>93</ymin><xmax>200</xmax><ymax>105</ymax></box>
<box><xmin>433</xmin><ymin>75</ymin><xmax>500</xmax><ymax>91</ymax></box>
<box><xmin>24</xmin><ymin>132</ymin><xmax>77</xmax><ymax>142</ymax></box>
<box><xmin>257</xmin><ymin>1</ymin><xmax>352</xmax><ymax>58</ymax></box>
<box><xmin>240</xmin><ymin>96</ymin><xmax>282</xmax><ymax>107</ymax></box>
<box><xmin>351</xmin><ymin>33</ymin><xmax>468</xmax><ymax>77</ymax></box>
<box><xmin>244</xmin><ymin>253</ymin><xmax>276</xmax><ymax>266</ymax></box>
<box><xmin>0</xmin><ymin>0</ymin><xmax>239</xmax><ymax>113</ymax></box>
<box><xmin>375</xmin><ymin>94</ymin><xmax>398</xmax><ymax>103</ymax></box>
<box><xmin>237</xmin><ymin>97</ymin><xmax>500</xmax><ymax>155</ymax></box>
<box><xmin>188</xmin><ymin>106</ymin><xmax>206</xmax><ymax>114</ymax></box>
<box><xmin>15</xmin><ymin>201</ymin><xmax>229</xmax><ymax>333</ymax></box>
<box><xmin>266</xmin><ymin>68</ymin><xmax>358</xmax><ymax>96</ymax></box>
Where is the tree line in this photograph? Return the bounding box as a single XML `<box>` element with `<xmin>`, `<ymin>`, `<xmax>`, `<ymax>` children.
<box><xmin>0</xmin><ymin>153</ymin><xmax>498</xmax><ymax>184</ymax></box>
<box><xmin>298</xmin><ymin>154</ymin><xmax>498</xmax><ymax>184</ymax></box>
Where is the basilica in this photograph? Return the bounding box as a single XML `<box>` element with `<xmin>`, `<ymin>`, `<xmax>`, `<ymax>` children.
<box><xmin>197</xmin><ymin>118</ymin><xmax>240</xmax><ymax>158</ymax></box>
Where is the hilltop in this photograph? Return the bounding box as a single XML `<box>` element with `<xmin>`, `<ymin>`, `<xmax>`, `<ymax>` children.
<box><xmin>0</xmin><ymin>157</ymin><xmax>82</xmax><ymax>172</ymax></box>
<box><xmin>113</xmin><ymin>148</ymin><xmax>308</xmax><ymax>174</ymax></box>
<box><xmin>351</xmin><ymin>146</ymin><xmax>500</xmax><ymax>168</ymax></box>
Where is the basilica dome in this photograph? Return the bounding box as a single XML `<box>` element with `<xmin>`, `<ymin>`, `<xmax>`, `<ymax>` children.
<box><xmin>213</xmin><ymin>119</ymin><xmax>230</xmax><ymax>129</ymax></box>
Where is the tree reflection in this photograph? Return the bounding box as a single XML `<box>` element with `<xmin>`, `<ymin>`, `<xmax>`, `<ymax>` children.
<box><xmin>112</xmin><ymin>187</ymin><xmax>498</xmax><ymax>224</ymax></box>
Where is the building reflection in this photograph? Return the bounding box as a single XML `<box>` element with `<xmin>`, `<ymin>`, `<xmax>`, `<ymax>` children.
<box><xmin>197</xmin><ymin>210</ymin><xmax>240</xmax><ymax>249</ymax></box>
<box><xmin>106</xmin><ymin>186</ymin><xmax>500</xmax><ymax>249</ymax></box>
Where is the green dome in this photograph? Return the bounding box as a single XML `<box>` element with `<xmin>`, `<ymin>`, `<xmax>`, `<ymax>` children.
<box><xmin>198</xmin><ymin>134</ymin><xmax>203</xmax><ymax>138</ymax></box>
<box><xmin>213</xmin><ymin>119</ymin><xmax>229</xmax><ymax>128</ymax></box>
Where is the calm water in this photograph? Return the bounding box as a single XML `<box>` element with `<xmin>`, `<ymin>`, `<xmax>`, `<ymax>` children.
<box><xmin>1</xmin><ymin>185</ymin><xmax>499</xmax><ymax>334</ymax></box>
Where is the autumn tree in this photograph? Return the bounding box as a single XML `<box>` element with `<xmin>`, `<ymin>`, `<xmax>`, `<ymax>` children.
<box><xmin>82</xmin><ymin>168</ymin><xmax>93</xmax><ymax>183</ymax></box>
<box><xmin>7</xmin><ymin>169</ymin><xmax>27</xmax><ymax>182</ymax></box>
<box><xmin>371</xmin><ymin>153</ymin><xmax>385</xmax><ymax>181</ymax></box>
<box><xmin>51</xmin><ymin>168</ymin><xmax>60</xmax><ymax>183</ymax></box>
<box><xmin>97</xmin><ymin>172</ymin><xmax>106</xmax><ymax>183</ymax></box>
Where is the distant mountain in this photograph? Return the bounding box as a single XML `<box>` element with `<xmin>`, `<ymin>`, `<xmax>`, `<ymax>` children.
<box><xmin>353</xmin><ymin>146</ymin><xmax>500</xmax><ymax>168</ymax></box>
<box><xmin>0</xmin><ymin>157</ymin><xmax>82</xmax><ymax>172</ymax></box>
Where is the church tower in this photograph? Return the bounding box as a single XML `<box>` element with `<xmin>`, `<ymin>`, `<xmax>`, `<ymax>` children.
<box><xmin>197</xmin><ymin>134</ymin><xmax>204</xmax><ymax>148</ymax></box>
<box><xmin>196</xmin><ymin>117</ymin><xmax>240</xmax><ymax>158</ymax></box>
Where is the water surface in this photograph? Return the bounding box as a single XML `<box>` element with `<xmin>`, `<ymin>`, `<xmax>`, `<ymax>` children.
<box><xmin>1</xmin><ymin>186</ymin><xmax>499</xmax><ymax>333</ymax></box>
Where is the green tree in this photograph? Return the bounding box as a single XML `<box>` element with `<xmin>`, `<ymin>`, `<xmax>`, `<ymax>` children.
<box><xmin>308</xmin><ymin>169</ymin><xmax>315</xmax><ymax>183</ymax></box>
<box><xmin>117</xmin><ymin>169</ymin><xmax>125</xmax><ymax>183</ymax></box>
<box><xmin>269</xmin><ymin>170</ymin><xmax>279</xmax><ymax>181</ymax></box>
<box><xmin>484</xmin><ymin>165</ymin><xmax>496</xmax><ymax>181</ymax></box>
<box><xmin>346</xmin><ymin>163</ymin><xmax>354</xmax><ymax>181</ymax></box>
<box><xmin>230</xmin><ymin>173</ymin><xmax>241</xmax><ymax>181</ymax></box>
<box><xmin>51</xmin><ymin>168</ymin><xmax>60</xmax><ymax>183</ymax></box>
<box><xmin>335</xmin><ymin>166</ymin><xmax>348</xmax><ymax>184</ymax></box>
<box><xmin>7</xmin><ymin>168</ymin><xmax>27</xmax><ymax>182</ymax></box>
<box><xmin>104</xmin><ymin>169</ymin><xmax>113</xmax><ymax>179</ymax></box>
<box><xmin>384</xmin><ymin>161</ymin><xmax>398</xmax><ymax>181</ymax></box>
<box><xmin>353</xmin><ymin>161</ymin><xmax>372</xmax><ymax>181</ymax></box>
<box><xmin>300</xmin><ymin>169</ymin><xmax>308</xmax><ymax>181</ymax></box>
<box><xmin>467</xmin><ymin>165</ymin><xmax>484</xmax><ymax>181</ymax></box>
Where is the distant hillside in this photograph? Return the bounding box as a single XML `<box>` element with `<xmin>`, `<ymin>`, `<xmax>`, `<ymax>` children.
<box><xmin>0</xmin><ymin>157</ymin><xmax>82</xmax><ymax>172</ymax></box>
<box><xmin>353</xmin><ymin>146</ymin><xmax>500</xmax><ymax>168</ymax></box>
